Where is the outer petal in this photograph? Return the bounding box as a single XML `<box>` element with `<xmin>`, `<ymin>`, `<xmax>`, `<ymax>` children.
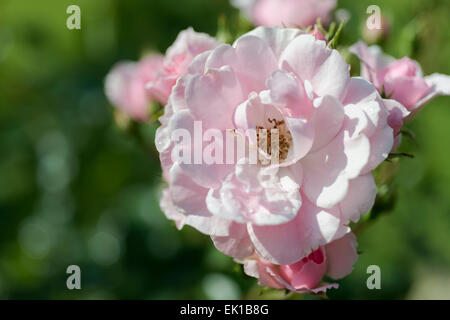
<box><xmin>187</xmin><ymin>50</ymin><xmax>214</xmax><ymax>75</ymax></box>
<box><xmin>247</xmin><ymin>214</ymin><xmax>304</xmax><ymax>265</ymax></box>
<box><xmin>169</xmin><ymin>109</ymin><xmax>234</xmax><ymax>188</ymax></box>
<box><xmin>280</xmin><ymin>249</ymin><xmax>327</xmax><ymax>289</ymax></box>
<box><xmin>345</xmin><ymin>98</ymin><xmax>389</xmax><ymax>140</ymax></box>
<box><xmin>240</xmin><ymin>255</ymin><xmax>339</xmax><ymax>294</ymax></box>
<box><xmin>160</xmin><ymin>189</ymin><xmax>186</xmax><ymax>230</ymax></box>
<box><xmin>325</xmin><ymin>233</ymin><xmax>358</xmax><ymax>280</ymax></box>
<box><xmin>343</xmin><ymin>96</ymin><xmax>393</xmax><ymax>174</ymax></box>
<box><xmin>264</xmin><ymin>264</ymin><xmax>338</xmax><ymax>293</ymax></box>
<box><xmin>242</xmin><ymin>258</ymin><xmax>285</xmax><ymax>289</ymax></box>
<box><xmin>342</xmin><ymin>77</ymin><xmax>379</xmax><ymax>106</ymax></box>
<box><xmin>384</xmin><ymin>76</ymin><xmax>431</xmax><ymax>110</ymax></box>
<box><xmin>105</xmin><ymin>61</ymin><xmax>156</xmax><ymax>120</ymax></box>
<box><xmin>302</xmin><ymin>129</ymin><xmax>370</xmax><ymax>209</ymax></box>
<box><xmin>211</xmin><ymin>222</ymin><xmax>254</xmax><ymax>259</ymax></box>
<box><xmin>134</xmin><ymin>54</ymin><xmax>167</xmax><ymax>106</ymax></box>
<box><xmin>247</xmin><ymin>199</ymin><xmax>349</xmax><ymax>265</ymax></box>
<box><xmin>384</xmin><ymin>98</ymin><xmax>410</xmax><ymax>147</ymax></box>
<box><xmin>339</xmin><ymin>174</ymin><xmax>376</xmax><ymax>223</ymax></box>
<box><xmin>169</xmin><ymin>163</ymin><xmax>210</xmax><ymax>217</ymax></box>
<box><xmin>155</xmin><ymin>101</ymin><xmax>174</xmax><ymax>153</ymax></box>
<box><xmin>157</xmin><ymin>102</ymin><xmax>175</xmax><ymax>180</ymax></box>
<box><xmin>425</xmin><ymin>73</ymin><xmax>450</xmax><ymax>95</ymax></box>
<box><xmin>164</xmin><ymin>27</ymin><xmax>218</xmax><ymax>76</ymax></box>
<box><xmin>105</xmin><ymin>62</ymin><xmax>136</xmax><ymax>109</ymax></box>
<box><xmin>362</xmin><ymin>124</ymin><xmax>393</xmax><ymax>174</ymax></box>
<box><xmin>146</xmin><ymin>73</ymin><xmax>176</xmax><ymax>106</ymax></box>
<box><xmin>160</xmin><ymin>189</ymin><xmax>232</xmax><ymax>237</ymax></box>
<box><xmin>205</xmin><ymin>44</ymin><xmax>239</xmax><ymax>70</ymax></box>
<box><xmin>412</xmin><ymin>73</ymin><xmax>450</xmax><ymax>111</ymax></box>
<box><xmin>170</xmin><ymin>75</ymin><xmax>190</xmax><ymax>112</ymax></box>
<box><xmin>184</xmin><ymin>215</ymin><xmax>233</xmax><ymax>237</ymax></box>
<box><xmin>349</xmin><ymin>42</ymin><xmax>394</xmax><ymax>90</ymax></box>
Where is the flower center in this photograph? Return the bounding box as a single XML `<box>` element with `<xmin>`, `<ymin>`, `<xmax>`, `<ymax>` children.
<box><xmin>256</xmin><ymin>118</ymin><xmax>292</xmax><ymax>164</ymax></box>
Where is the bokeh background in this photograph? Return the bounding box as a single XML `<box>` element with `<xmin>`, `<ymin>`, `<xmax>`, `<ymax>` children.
<box><xmin>0</xmin><ymin>0</ymin><xmax>449</xmax><ymax>299</ymax></box>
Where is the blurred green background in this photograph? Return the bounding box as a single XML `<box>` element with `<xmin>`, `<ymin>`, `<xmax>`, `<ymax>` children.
<box><xmin>0</xmin><ymin>0</ymin><xmax>449</xmax><ymax>299</ymax></box>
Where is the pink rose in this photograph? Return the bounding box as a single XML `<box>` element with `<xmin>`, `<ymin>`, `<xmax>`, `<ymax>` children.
<box><xmin>105</xmin><ymin>54</ymin><xmax>164</xmax><ymax>121</ymax></box>
<box><xmin>157</xmin><ymin>27</ymin><xmax>393</xmax><ymax>266</ymax></box>
<box><xmin>240</xmin><ymin>233</ymin><xmax>357</xmax><ymax>293</ymax></box>
<box><xmin>105</xmin><ymin>28</ymin><xmax>217</xmax><ymax>121</ymax></box>
<box><xmin>232</xmin><ymin>0</ymin><xmax>336</xmax><ymax>28</ymax></box>
<box><xmin>147</xmin><ymin>28</ymin><xmax>218</xmax><ymax>105</ymax></box>
<box><xmin>350</xmin><ymin>41</ymin><xmax>450</xmax><ymax>114</ymax></box>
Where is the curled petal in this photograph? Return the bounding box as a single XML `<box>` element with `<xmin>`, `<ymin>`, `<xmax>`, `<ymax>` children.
<box><xmin>211</xmin><ymin>222</ymin><xmax>254</xmax><ymax>259</ymax></box>
<box><xmin>160</xmin><ymin>189</ymin><xmax>232</xmax><ymax>237</ymax></box>
<box><xmin>325</xmin><ymin>233</ymin><xmax>358</xmax><ymax>279</ymax></box>
<box><xmin>247</xmin><ymin>199</ymin><xmax>349</xmax><ymax>265</ymax></box>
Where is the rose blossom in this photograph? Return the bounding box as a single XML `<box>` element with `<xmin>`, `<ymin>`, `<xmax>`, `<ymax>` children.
<box><xmin>105</xmin><ymin>54</ymin><xmax>164</xmax><ymax>121</ymax></box>
<box><xmin>147</xmin><ymin>28</ymin><xmax>219</xmax><ymax>105</ymax></box>
<box><xmin>105</xmin><ymin>28</ymin><xmax>217</xmax><ymax>121</ymax></box>
<box><xmin>232</xmin><ymin>0</ymin><xmax>336</xmax><ymax>28</ymax></box>
<box><xmin>350</xmin><ymin>41</ymin><xmax>450</xmax><ymax>114</ymax></box>
<box><xmin>157</xmin><ymin>26</ymin><xmax>394</xmax><ymax>267</ymax></box>
<box><xmin>240</xmin><ymin>233</ymin><xmax>357</xmax><ymax>293</ymax></box>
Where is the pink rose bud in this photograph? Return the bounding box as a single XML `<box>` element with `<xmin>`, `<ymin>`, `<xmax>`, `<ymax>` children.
<box><xmin>105</xmin><ymin>28</ymin><xmax>218</xmax><ymax>121</ymax></box>
<box><xmin>232</xmin><ymin>0</ymin><xmax>336</xmax><ymax>28</ymax></box>
<box><xmin>240</xmin><ymin>233</ymin><xmax>358</xmax><ymax>293</ymax></box>
<box><xmin>350</xmin><ymin>41</ymin><xmax>450</xmax><ymax>119</ymax></box>
<box><xmin>350</xmin><ymin>41</ymin><xmax>450</xmax><ymax>151</ymax></box>
<box><xmin>147</xmin><ymin>28</ymin><xmax>218</xmax><ymax>106</ymax></box>
<box><xmin>105</xmin><ymin>54</ymin><xmax>164</xmax><ymax>121</ymax></box>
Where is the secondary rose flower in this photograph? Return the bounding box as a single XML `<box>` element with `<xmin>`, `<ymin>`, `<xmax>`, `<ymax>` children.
<box><xmin>350</xmin><ymin>41</ymin><xmax>450</xmax><ymax>114</ymax></box>
<box><xmin>147</xmin><ymin>28</ymin><xmax>218</xmax><ymax>105</ymax></box>
<box><xmin>105</xmin><ymin>28</ymin><xmax>217</xmax><ymax>121</ymax></box>
<box><xmin>240</xmin><ymin>233</ymin><xmax>357</xmax><ymax>293</ymax></box>
<box><xmin>232</xmin><ymin>0</ymin><xmax>336</xmax><ymax>28</ymax></box>
<box><xmin>105</xmin><ymin>54</ymin><xmax>164</xmax><ymax>121</ymax></box>
<box><xmin>157</xmin><ymin>27</ymin><xmax>393</xmax><ymax>266</ymax></box>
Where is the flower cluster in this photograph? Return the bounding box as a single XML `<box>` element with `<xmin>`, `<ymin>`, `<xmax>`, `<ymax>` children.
<box><xmin>105</xmin><ymin>3</ymin><xmax>450</xmax><ymax>295</ymax></box>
